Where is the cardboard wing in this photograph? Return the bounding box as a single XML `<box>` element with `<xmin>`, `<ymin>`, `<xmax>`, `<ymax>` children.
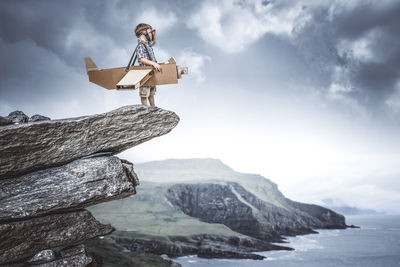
<box><xmin>84</xmin><ymin>57</ymin><xmax>188</xmax><ymax>90</ymax></box>
<box><xmin>116</xmin><ymin>69</ymin><xmax>153</xmax><ymax>89</ymax></box>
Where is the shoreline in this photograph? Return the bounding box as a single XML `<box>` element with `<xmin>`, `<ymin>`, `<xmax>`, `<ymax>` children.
<box><xmin>101</xmin><ymin>224</ymin><xmax>351</xmax><ymax>260</ymax></box>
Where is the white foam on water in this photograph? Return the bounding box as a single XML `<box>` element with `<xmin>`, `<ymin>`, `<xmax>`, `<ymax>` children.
<box><xmin>319</xmin><ymin>229</ymin><xmax>340</xmax><ymax>237</ymax></box>
<box><xmin>289</xmin><ymin>236</ymin><xmax>324</xmax><ymax>251</ymax></box>
<box><xmin>293</xmin><ymin>236</ymin><xmax>320</xmax><ymax>247</ymax></box>
<box><xmin>176</xmin><ymin>255</ymin><xmax>197</xmax><ymax>261</ymax></box>
<box><xmin>262</xmin><ymin>250</ymin><xmax>303</xmax><ymax>261</ymax></box>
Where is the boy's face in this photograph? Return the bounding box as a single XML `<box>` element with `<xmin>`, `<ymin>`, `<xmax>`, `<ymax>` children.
<box><xmin>146</xmin><ymin>29</ymin><xmax>153</xmax><ymax>41</ymax></box>
<box><xmin>141</xmin><ymin>28</ymin><xmax>155</xmax><ymax>42</ymax></box>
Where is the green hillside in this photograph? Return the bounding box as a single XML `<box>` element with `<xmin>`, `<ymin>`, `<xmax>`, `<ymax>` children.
<box><xmin>89</xmin><ymin>181</ymin><xmax>244</xmax><ymax>237</ymax></box>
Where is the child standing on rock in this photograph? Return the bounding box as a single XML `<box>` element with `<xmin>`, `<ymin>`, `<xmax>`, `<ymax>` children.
<box><xmin>134</xmin><ymin>23</ymin><xmax>161</xmax><ymax>107</ymax></box>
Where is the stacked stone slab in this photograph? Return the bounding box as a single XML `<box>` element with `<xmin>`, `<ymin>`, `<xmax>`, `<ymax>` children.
<box><xmin>0</xmin><ymin>105</ymin><xmax>179</xmax><ymax>266</ymax></box>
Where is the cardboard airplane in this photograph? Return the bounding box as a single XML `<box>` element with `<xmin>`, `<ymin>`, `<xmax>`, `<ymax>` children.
<box><xmin>84</xmin><ymin>57</ymin><xmax>188</xmax><ymax>90</ymax></box>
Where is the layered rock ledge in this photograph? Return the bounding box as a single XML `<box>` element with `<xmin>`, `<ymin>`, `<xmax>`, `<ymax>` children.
<box><xmin>0</xmin><ymin>210</ymin><xmax>113</xmax><ymax>264</ymax></box>
<box><xmin>0</xmin><ymin>105</ymin><xmax>179</xmax><ymax>179</ymax></box>
<box><xmin>0</xmin><ymin>106</ymin><xmax>180</xmax><ymax>265</ymax></box>
<box><xmin>0</xmin><ymin>156</ymin><xmax>138</xmax><ymax>222</ymax></box>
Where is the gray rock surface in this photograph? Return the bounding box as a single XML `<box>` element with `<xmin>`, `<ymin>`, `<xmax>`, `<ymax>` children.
<box><xmin>29</xmin><ymin>114</ymin><xmax>51</xmax><ymax>122</ymax></box>
<box><xmin>3</xmin><ymin>246</ymin><xmax>93</xmax><ymax>267</ymax></box>
<box><xmin>59</xmin><ymin>244</ymin><xmax>87</xmax><ymax>258</ymax></box>
<box><xmin>37</xmin><ymin>254</ymin><xmax>92</xmax><ymax>267</ymax></box>
<box><xmin>167</xmin><ymin>182</ymin><xmax>262</xmax><ymax>234</ymax></box>
<box><xmin>37</xmin><ymin>250</ymin><xmax>92</xmax><ymax>267</ymax></box>
<box><xmin>0</xmin><ymin>105</ymin><xmax>179</xmax><ymax>179</ymax></box>
<box><xmin>35</xmin><ymin>244</ymin><xmax>93</xmax><ymax>267</ymax></box>
<box><xmin>7</xmin><ymin>110</ymin><xmax>29</xmax><ymax>123</ymax></box>
<box><xmin>286</xmin><ymin>199</ymin><xmax>347</xmax><ymax>229</ymax></box>
<box><xmin>166</xmin><ymin>182</ymin><xmax>345</xmax><ymax>242</ymax></box>
<box><xmin>27</xmin><ymin>249</ymin><xmax>56</xmax><ymax>264</ymax></box>
<box><xmin>0</xmin><ymin>116</ymin><xmax>12</xmax><ymax>126</ymax></box>
<box><xmin>111</xmin><ymin>232</ymin><xmax>290</xmax><ymax>260</ymax></box>
<box><xmin>0</xmin><ymin>105</ymin><xmax>180</xmax><ymax>265</ymax></box>
<box><xmin>0</xmin><ymin>156</ymin><xmax>138</xmax><ymax>222</ymax></box>
<box><xmin>0</xmin><ymin>210</ymin><xmax>113</xmax><ymax>264</ymax></box>
<box><xmin>85</xmin><ymin>237</ymin><xmax>183</xmax><ymax>267</ymax></box>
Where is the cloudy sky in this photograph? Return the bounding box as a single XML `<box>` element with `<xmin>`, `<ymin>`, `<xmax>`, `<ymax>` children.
<box><xmin>1</xmin><ymin>0</ymin><xmax>400</xmax><ymax>213</ymax></box>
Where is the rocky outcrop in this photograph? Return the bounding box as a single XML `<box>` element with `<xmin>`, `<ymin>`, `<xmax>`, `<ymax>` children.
<box><xmin>286</xmin><ymin>199</ymin><xmax>347</xmax><ymax>229</ymax></box>
<box><xmin>0</xmin><ymin>111</ymin><xmax>50</xmax><ymax>127</ymax></box>
<box><xmin>166</xmin><ymin>183</ymin><xmax>267</xmax><ymax>239</ymax></box>
<box><xmin>6</xmin><ymin>110</ymin><xmax>29</xmax><ymax>124</ymax></box>
<box><xmin>29</xmin><ymin>114</ymin><xmax>51</xmax><ymax>122</ymax></box>
<box><xmin>0</xmin><ymin>106</ymin><xmax>179</xmax><ymax>265</ymax></box>
<box><xmin>166</xmin><ymin>181</ymin><xmax>345</xmax><ymax>242</ymax></box>
<box><xmin>26</xmin><ymin>245</ymin><xmax>93</xmax><ymax>267</ymax></box>
<box><xmin>0</xmin><ymin>105</ymin><xmax>179</xmax><ymax>179</ymax></box>
<box><xmin>85</xmin><ymin>238</ymin><xmax>182</xmax><ymax>267</ymax></box>
<box><xmin>227</xmin><ymin>181</ymin><xmax>346</xmax><ymax>232</ymax></box>
<box><xmin>0</xmin><ymin>210</ymin><xmax>113</xmax><ymax>264</ymax></box>
<box><xmin>109</xmin><ymin>231</ymin><xmax>292</xmax><ymax>260</ymax></box>
<box><xmin>0</xmin><ymin>116</ymin><xmax>12</xmax><ymax>126</ymax></box>
<box><xmin>0</xmin><ymin>156</ymin><xmax>138</xmax><ymax>222</ymax></box>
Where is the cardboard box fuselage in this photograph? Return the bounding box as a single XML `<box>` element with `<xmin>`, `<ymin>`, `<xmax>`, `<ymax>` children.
<box><xmin>87</xmin><ymin>63</ymin><xmax>178</xmax><ymax>90</ymax></box>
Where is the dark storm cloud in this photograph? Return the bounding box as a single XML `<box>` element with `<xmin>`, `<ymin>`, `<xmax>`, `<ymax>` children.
<box><xmin>0</xmin><ymin>1</ymin><xmax>85</xmax><ymax>67</ymax></box>
<box><xmin>293</xmin><ymin>1</ymin><xmax>400</xmax><ymax>113</ymax></box>
<box><xmin>0</xmin><ymin>0</ymin><xmax>200</xmax><ymax>66</ymax></box>
<box><xmin>182</xmin><ymin>0</ymin><xmax>400</xmax><ymax>119</ymax></box>
<box><xmin>333</xmin><ymin>2</ymin><xmax>400</xmax><ymax>102</ymax></box>
<box><xmin>0</xmin><ymin>0</ymin><xmax>112</xmax><ymax>113</ymax></box>
<box><xmin>331</xmin><ymin>2</ymin><xmax>400</xmax><ymax>40</ymax></box>
<box><xmin>1</xmin><ymin>0</ymin><xmax>400</xmax><ymax>120</ymax></box>
<box><xmin>0</xmin><ymin>0</ymin><xmax>202</xmax><ymax>116</ymax></box>
<box><xmin>0</xmin><ymin>0</ymin><xmax>179</xmax><ymax>69</ymax></box>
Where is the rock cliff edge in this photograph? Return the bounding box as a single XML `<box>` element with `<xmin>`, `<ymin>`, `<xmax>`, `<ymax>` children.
<box><xmin>0</xmin><ymin>105</ymin><xmax>179</xmax><ymax>266</ymax></box>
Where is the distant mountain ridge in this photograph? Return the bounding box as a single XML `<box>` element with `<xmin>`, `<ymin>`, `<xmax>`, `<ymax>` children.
<box><xmin>138</xmin><ymin>158</ymin><xmax>234</xmax><ymax>172</ymax></box>
<box><xmin>322</xmin><ymin>198</ymin><xmax>383</xmax><ymax>215</ymax></box>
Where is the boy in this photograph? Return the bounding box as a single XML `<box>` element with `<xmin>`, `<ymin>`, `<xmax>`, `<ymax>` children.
<box><xmin>134</xmin><ymin>23</ymin><xmax>161</xmax><ymax>106</ymax></box>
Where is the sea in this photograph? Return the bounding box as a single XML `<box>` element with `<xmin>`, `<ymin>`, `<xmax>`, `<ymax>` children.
<box><xmin>174</xmin><ymin>215</ymin><xmax>400</xmax><ymax>267</ymax></box>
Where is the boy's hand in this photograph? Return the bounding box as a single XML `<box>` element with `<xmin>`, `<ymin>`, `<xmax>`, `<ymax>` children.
<box><xmin>153</xmin><ymin>62</ymin><xmax>161</xmax><ymax>72</ymax></box>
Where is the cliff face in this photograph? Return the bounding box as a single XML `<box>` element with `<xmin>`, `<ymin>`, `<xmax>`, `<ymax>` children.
<box><xmin>0</xmin><ymin>106</ymin><xmax>179</xmax><ymax>266</ymax></box>
<box><xmin>89</xmin><ymin>158</ymin><xmax>347</xmax><ymax>259</ymax></box>
<box><xmin>166</xmin><ymin>181</ymin><xmax>345</xmax><ymax>242</ymax></box>
<box><xmin>141</xmin><ymin>158</ymin><xmax>346</xmax><ymax>240</ymax></box>
<box><xmin>166</xmin><ymin>183</ymin><xmax>263</xmax><ymax>238</ymax></box>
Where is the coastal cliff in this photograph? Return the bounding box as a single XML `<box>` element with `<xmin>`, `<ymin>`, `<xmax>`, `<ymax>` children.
<box><xmin>166</xmin><ymin>181</ymin><xmax>345</xmax><ymax>241</ymax></box>
<box><xmin>89</xmin><ymin>158</ymin><xmax>348</xmax><ymax>260</ymax></box>
<box><xmin>0</xmin><ymin>106</ymin><xmax>179</xmax><ymax>266</ymax></box>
